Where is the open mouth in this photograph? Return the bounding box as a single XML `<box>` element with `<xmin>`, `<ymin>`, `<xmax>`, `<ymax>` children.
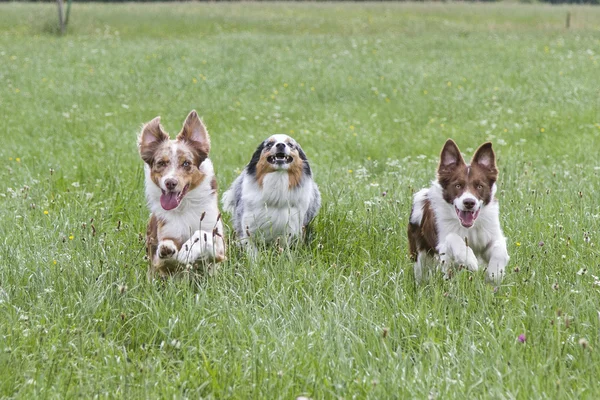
<box><xmin>160</xmin><ymin>184</ymin><xmax>190</xmax><ymax>211</ymax></box>
<box><xmin>455</xmin><ymin>206</ymin><xmax>480</xmax><ymax>228</ymax></box>
<box><xmin>267</xmin><ymin>153</ymin><xmax>293</xmax><ymax>165</ymax></box>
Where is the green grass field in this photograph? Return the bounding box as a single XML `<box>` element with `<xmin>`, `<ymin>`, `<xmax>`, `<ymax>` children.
<box><xmin>1</xmin><ymin>2</ymin><xmax>600</xmax><ymax>398</ymax></box>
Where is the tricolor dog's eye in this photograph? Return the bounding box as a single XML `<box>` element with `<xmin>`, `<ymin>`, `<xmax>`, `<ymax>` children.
<box><xmin>182</xmin><ymin>160</ymin><xmax>191</xmax><ymax>168</ymax></box>
<box><xmin>287</xmin><ymin>142</ymin><xmax>295</xmax><ymax>149</ymax></box>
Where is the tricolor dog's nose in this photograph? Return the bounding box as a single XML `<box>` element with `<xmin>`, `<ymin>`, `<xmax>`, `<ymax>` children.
<box><xmin>463</xmin><ymin>199</ymin><xmax>476</xmax><ymax>210</ymax></box>
<box><xmin>165</xmin><ymin>178</ymin><xmax>178</xmax><ymax>191</ymax></box>
<box><xmin>276</xmin><ymin>143</ymin><xmax>286</xmax><ymax>151</ymax></box>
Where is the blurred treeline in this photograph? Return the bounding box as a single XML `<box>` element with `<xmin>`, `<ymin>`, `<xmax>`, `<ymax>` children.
<box><xmin>14</xmin><ymin>0</ymin><xmax>600</xmax><ymax>5</ymax></box>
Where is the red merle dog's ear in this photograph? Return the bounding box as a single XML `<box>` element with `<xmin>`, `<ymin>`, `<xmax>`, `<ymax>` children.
<box><xmin>471</xmin><ymin>142</ymin><xmax>497</xmax><ymax>172</ymax></box>
<box><xmin>177</xmin><ymin>110</ymin><xmax>211</xmax><ymax>166</ymax></box>
<box><xmin>138</xmin><ymin>116</ymin><xmax>169</xmax><ymax>165</ymax></box>
<box><xmin>438</xmin><ymin>139</ymin><xmax>465</xmax><ymax>175</ymax></box>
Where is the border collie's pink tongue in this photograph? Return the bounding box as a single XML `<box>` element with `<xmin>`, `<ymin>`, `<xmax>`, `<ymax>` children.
<box><xmin>160</xmin><ymin>191</ymin><xmax>181</xmax><ymax>211</ymax></box>
<box><xmin>456</xmin><ymin>207</ymin><xmax>480</xmax><ymax>228</ymax></box>
<box><xmin>460</xmin><ymin>211</ymin><xmax>475</xmax><ymax>226</ymax></box>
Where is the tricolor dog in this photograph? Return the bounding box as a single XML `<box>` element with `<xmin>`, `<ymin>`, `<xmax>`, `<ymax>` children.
<box><xmin>222</xmin><ymin>134</ymin><xmax>320</xmax><ymax>250</ymax></box>
<box><xmin>408</xmin><ymin>139</ymin><xmax>509</xmax><ymax>283</ymax></box>
<box><xmin>138</xmin><ymin>111</ymin><xmax>225</xmax><ymax>278</ymax></box>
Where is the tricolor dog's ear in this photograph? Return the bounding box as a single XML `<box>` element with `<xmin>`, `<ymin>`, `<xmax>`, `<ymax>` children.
<box><xmin>177</xmin><ymin>110</ymin><xmax>210</xmax><ymax>165</ymax></box>
<box><xmin>471</xmin><ymin>142</ymin><xmax>497</xmax><ymax>171</ymax></box>
<box><xmin>138</xmin><ymin>116</ymin><xmax>169</xmax><ymax>165</ymax></box>
<box><xmin>438</xmin><ymin>139</ymin><xmax>465</xmax><ymax>175</ymax></box>
<box><xmin>246</xmin><ymin>141</ymin><xmax>266</xmax><ymax>176</ymax></box>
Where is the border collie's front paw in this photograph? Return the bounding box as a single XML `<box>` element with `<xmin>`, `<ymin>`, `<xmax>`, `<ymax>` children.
<box><xmin>158</xmin><ymin>240</ymin><xmax>178</xmax><ymax>259</ymax></box>
<box><xmin>486</xmin><ymin>254</ymin><xmax>509</xmax><ymax>284</ymax></box>
<box><xmin>463</xmin><ymin>253</ymin><xmax>479</xmax><ymax>272</ymax></box>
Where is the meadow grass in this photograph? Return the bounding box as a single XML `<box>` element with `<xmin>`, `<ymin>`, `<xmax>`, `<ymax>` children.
<box><xmin>1</xmin><ymin>2</ymin><xmax>600</xmax><ymax>398</ymax></box>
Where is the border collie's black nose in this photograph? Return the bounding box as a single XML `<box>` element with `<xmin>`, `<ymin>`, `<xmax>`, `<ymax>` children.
<box><xmin>276</xmin><ymin>143</ymin><xmax>286</xmax><ymax>151</ymax></box>
<box><xmin>463</xmin><ymin>199</ymin><xmax>476</xmax><ymax>210</ymax></box>
<box><xmin>165</xmin><ymin>178</ymin><xmax>177</xmax><ymax>191</ymax></box>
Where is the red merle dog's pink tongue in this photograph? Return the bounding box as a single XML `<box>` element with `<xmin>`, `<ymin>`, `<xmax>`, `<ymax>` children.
<box><xmin>160</xmin><ymin>191</ymin><xmax>180</xmax><ymax>210</ymax></box>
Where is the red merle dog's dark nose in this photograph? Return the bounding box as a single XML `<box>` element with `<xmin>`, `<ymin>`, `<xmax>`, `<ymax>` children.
<box><xmin>165</xmin><ymin>178</ymin><xmax>178</xmax><ymax>191</ymax></box>
<box><xmin>463</xmin><ymin>199</ymin><xmax>476</xmax><ymax>210</ymax></box>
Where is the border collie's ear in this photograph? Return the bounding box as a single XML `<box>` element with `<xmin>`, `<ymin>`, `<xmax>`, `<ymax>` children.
<box><xmin>246</xmin><ymin>141</ymin><xmax>265</xmax><ymax>176</ymax></box>
<box><xmin>438</xmin><ymin>139</ymin><xmax>465</xmax><ymax>174</ymax></box>
<box><xmin>472</xmin><ymin>142</ymin><xmax>496</xmax><ymax>171</ymax></box>
<box><xmin>177</xmin><ymin>110</ymin><xmax>210</xmax><ymax>164</ymax></box>
<box><xmin>138</xmin><ymin>117</ymin><xmax>169</xmax><ymax>165</ymax></box>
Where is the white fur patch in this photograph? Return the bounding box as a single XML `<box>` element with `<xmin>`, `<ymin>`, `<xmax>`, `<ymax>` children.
<box><xmin>410</xmin><ymin>188</ymin><xmax>430</xmax><ymax>226</ymax></box>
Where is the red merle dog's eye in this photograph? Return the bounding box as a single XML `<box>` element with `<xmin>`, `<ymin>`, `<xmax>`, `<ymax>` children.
<box><xmin>156</xmin><ymin>160</ymin><xmax>167</xmax><ymax>168</ymax></box>
<box><xmin>182</xmin><ymin>160</ymin><xmax>191</xmax><ymax>168</ymax></box>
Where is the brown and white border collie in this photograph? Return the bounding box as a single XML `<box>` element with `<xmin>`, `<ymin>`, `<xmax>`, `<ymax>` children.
<box><xmin>138</xmin><ymin>110</ymin><xmax>225</xmax><ymax>278</ymax></box>
<box><xmin>222</xmin><ymin>134</ymin><xmax>320</xmax><ymax>250</ymax></box>
<box><xmin>408</xmin><ymin>139</ymin><xmax>509</xmax><ymax>283</ymax></box>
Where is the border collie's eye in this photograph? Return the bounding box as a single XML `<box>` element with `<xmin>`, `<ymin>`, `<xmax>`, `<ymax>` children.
<box><xmin>182</xmin><ymin>160</ymin><xmax>191</xmax><ymax>168</ymax></box>
<box><xmin>476</xmin><ymin>184</ymin><xmax>483</xmax><ymax>190</ymax></box>
<box><xmin>455</xmin><ymin>184</ymin><xmax>462</xmax><ymax>189</ymax></box>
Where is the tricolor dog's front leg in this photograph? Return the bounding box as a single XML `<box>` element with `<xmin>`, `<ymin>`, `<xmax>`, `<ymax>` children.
<box><xmin>485</xmin><ymin>238</ymin><xmax>509</xmax><ymax>284</ymax></box>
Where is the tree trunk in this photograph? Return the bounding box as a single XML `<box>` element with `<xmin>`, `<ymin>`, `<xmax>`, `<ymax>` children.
<box><xmin>57</xmin><ymin>0</ymin><xmax>65</xmax><ymax>35</ymax></box>
<box><xmin>65</xmin><ymin>0</ymin><xmax>73</xmax><ymax>28</ymax></box>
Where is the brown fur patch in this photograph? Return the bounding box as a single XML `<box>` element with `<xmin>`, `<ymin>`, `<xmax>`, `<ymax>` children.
<box><xmin>146</xmin><ymin>214</ymin><xmax>159</xmax><ymax>262</ymax></box>
<box><xmin>408</xmin><ymin>199</ymin><xmax>438</xmax><ymax>260</ymax></box>
<box><xmin>210</xmin><ymin>176</ymin><xmax>218</xmax><ymax>193</ymax></box>
<box><xmin>176</xmin><ymin>145</ymin><xmax>206</xmax><ymax>191</ymax></box>
<box><xmin>287</xmin><ymin>150</ymin><xmax>304</xmax><ymax>189</ymax></box>
<box><xmin>255</xmin><ymin>155</ymin><xmax>275</xmax><ymax>188</ymax></box>
<box><xmin>138</xmin><ymin>117</ymin><xmax>170</xmax><ymax>165</ymax></box>
<box><xmin>176</xmin><ymin>110</ymin><xmax>210</xmax><ymax>167</ymax></box>
<box><xmin>470</xmin><ymin>142</ymin><xmax>498</xmax><ymax>204</ymax></box>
